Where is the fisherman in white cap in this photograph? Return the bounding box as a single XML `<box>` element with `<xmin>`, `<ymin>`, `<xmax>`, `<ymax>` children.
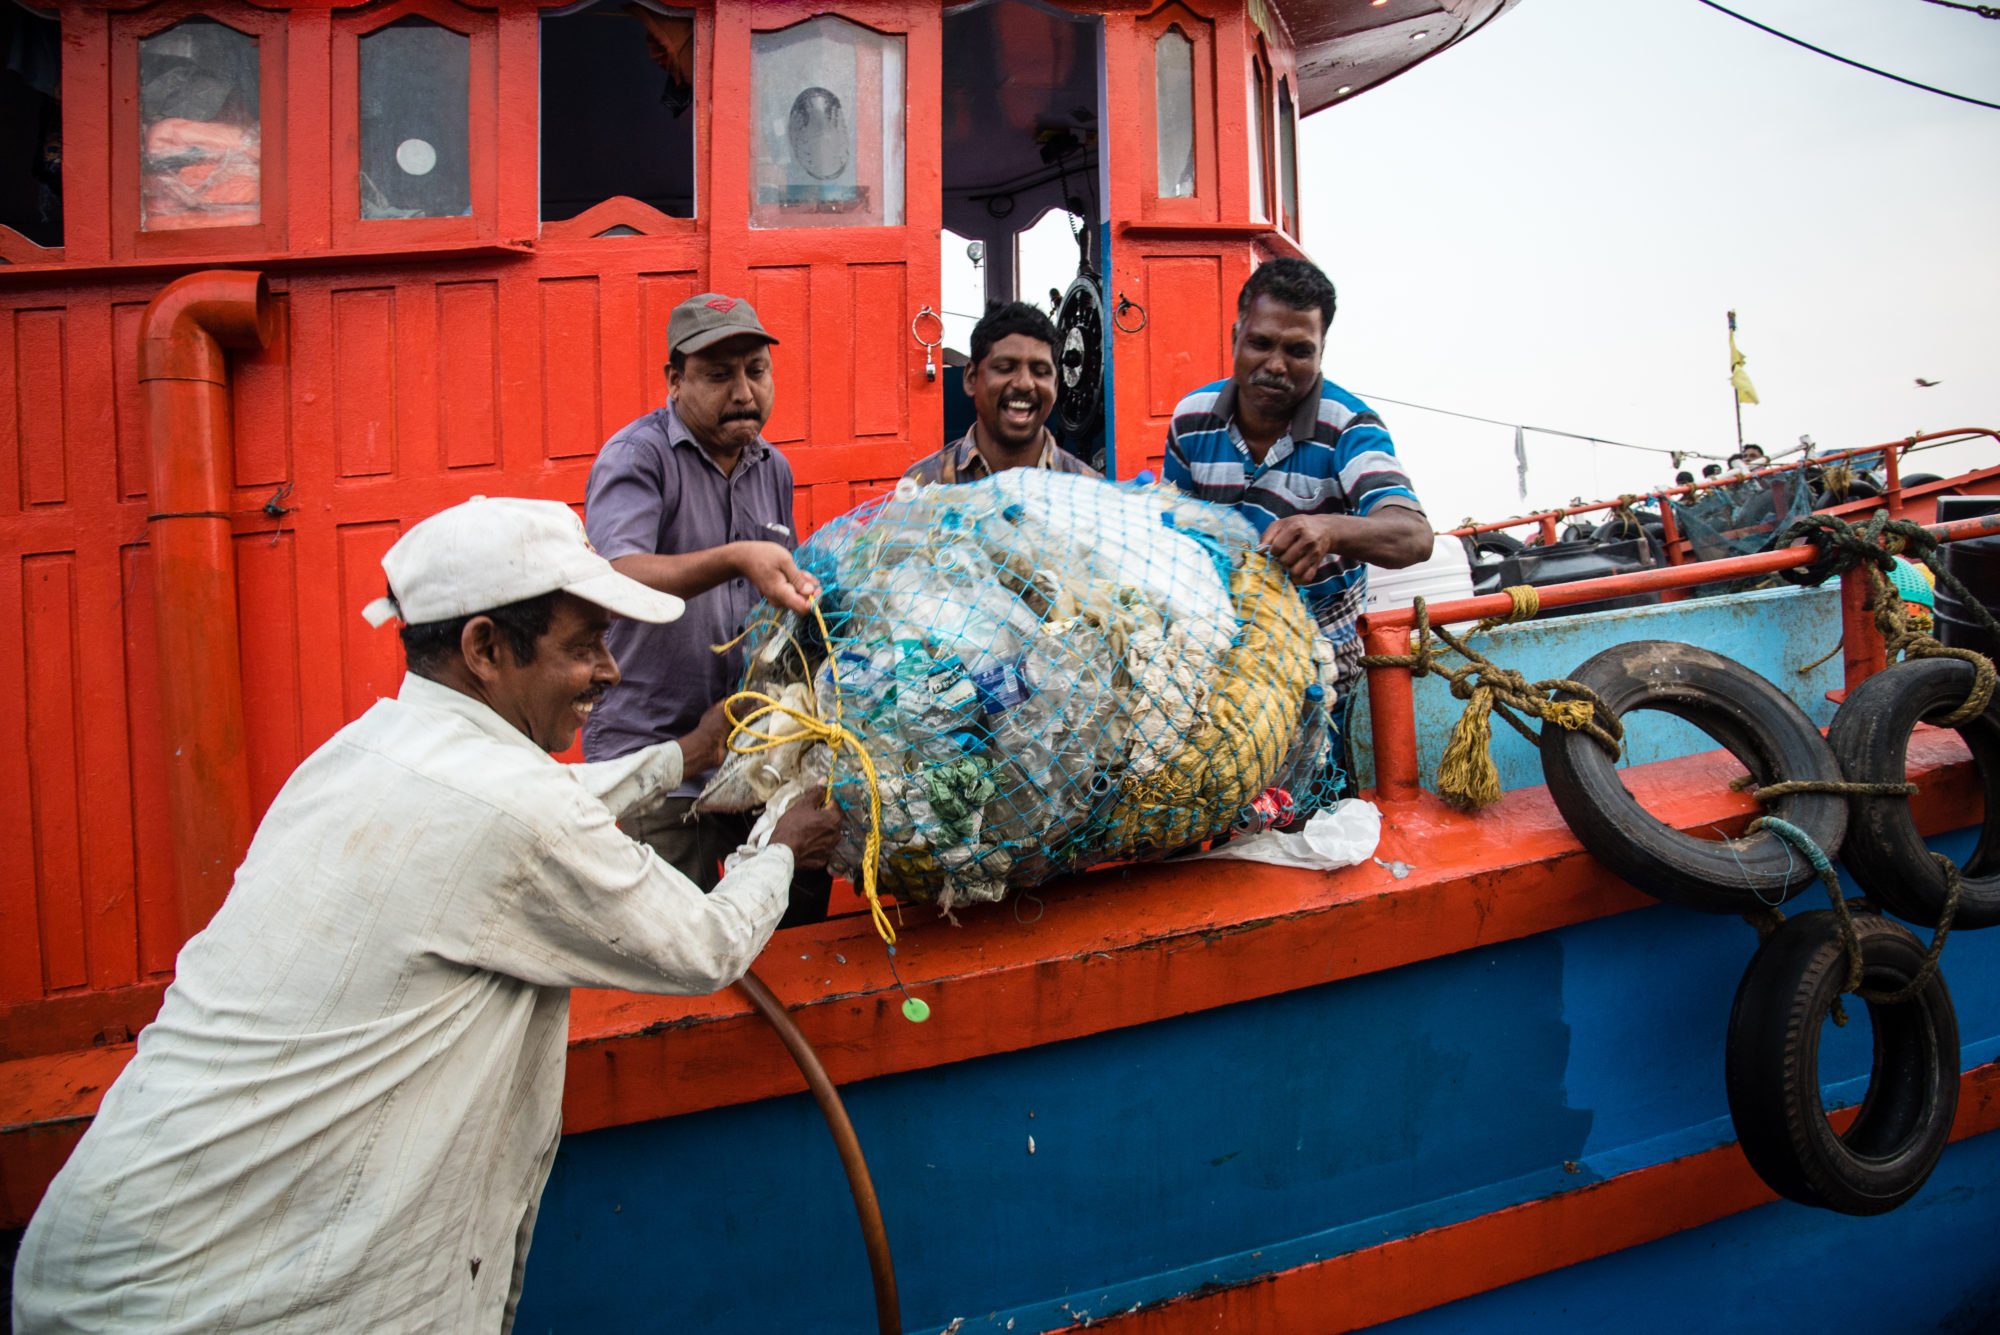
<box><xmin>12</xmin><ymin>495</ymin><xmax>841</xmax><ymax>1334</ymax></box>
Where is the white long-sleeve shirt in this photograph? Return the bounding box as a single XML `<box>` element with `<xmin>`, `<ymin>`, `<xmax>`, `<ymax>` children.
<box><xmin>13</xmin><ymin>673</ymin><xmax>794</xmax><ymax>1334</ymax></box>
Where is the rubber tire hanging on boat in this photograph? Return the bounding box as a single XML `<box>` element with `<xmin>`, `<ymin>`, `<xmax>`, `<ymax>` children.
<box><xmin>1828</xmin><ymin>657</ymin><xmax>2000</xmax><ymax>929</ymax></box>
<box><xmin>1465</xmin><ymin>531</ymin><xmax>1525</xmax><ymax>567</ymax></box>
<box><xmin>1540</xmin><ymin>641</ymin><xmax>1847</xmax><ymax>913</ymax></box>
<box><xmin>1725</xmin><ymin>910</ymin><xmax>1959</xmax><ymax>1215</ymax></box>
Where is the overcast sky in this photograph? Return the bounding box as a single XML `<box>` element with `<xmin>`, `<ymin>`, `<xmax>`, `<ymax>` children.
<box><xmin>1298</xmin><ymin>0</ymin><xmax>1999</xmax><ymax>526</ymax></box>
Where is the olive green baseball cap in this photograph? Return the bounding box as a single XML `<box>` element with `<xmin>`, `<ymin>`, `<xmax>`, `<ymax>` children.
<box><xmin>668</xmin><ymin>293</ymin><xmax>779</xmax><ymax>356</ymax></box>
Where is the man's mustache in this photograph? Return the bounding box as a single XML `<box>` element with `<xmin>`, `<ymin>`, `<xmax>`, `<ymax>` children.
<box><xmin>720</xmin><ymin>409</ymin><xmax>764</xmax><ymax>423</ymax></box>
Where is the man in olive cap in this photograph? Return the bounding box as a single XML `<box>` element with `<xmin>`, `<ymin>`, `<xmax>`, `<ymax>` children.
<box><xmin>582</xmin><ymin>293</ymin><xmax>830</xmax><ymax>922</ymax></box>
<box><xmin>13</xmin><ymin>496</ymin><xmax>841</xmax><ymax>1333</ymax></box>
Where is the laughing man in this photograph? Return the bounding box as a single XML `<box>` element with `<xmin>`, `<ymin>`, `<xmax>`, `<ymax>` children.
<box><xmin>903</xmin><ymin>301</ymin><xmax>1101</xmax><ymax>484</ymax></box>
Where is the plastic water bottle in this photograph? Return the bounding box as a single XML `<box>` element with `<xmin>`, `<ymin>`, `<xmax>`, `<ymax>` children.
<box><xmin>1274</xmin><ymin>685</ymin><xmax>1330</xmax><ymax>803</ymax></box>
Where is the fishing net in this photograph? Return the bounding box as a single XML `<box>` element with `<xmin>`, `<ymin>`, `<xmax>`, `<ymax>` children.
<box><xmin>697</xmin><ymin>470</ymin><xmax>1342</xmax><ymax>913</ymax></box>
<box><xmin>1669</xmin><ymin>461</ymin><xmax>1850</xmax><ymax>592</ymax></box>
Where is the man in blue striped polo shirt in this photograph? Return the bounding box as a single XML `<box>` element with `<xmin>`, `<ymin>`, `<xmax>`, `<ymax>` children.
<box><xmin>1164</xmin><ymin>258</ymin><xmax>1433</xmax><ymax>710</ymax></box>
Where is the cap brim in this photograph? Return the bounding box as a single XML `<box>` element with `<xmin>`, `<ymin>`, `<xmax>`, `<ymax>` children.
<box><xmin>674</xmin><ymin>326</ymin><xmax>779</xmax><ymax>356</ymax></box>
<box><xmin>565</xmin><ymin>569</ymin><xmax>686</xmax><ymax>624</ymax></box>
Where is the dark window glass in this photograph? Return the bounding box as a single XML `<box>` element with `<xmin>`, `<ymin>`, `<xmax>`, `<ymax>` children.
<box><xmin>540</xmin><ymin>1</ymin><xmax>695</xmax><ymax>222</ymax></box>
<box><xmin>359</xmin><ymin>17</ymin><xmax>470</xmax><ymax>220</ymax></box>
<box><xmin>139</xmin><ymin>18</ymin><xmax>260</xmax><ymax>232</ymax></box>
<box><xmin>0</xmin><ymin>2</ymin><xmax>62</xmax><ymax>247</ymax></box>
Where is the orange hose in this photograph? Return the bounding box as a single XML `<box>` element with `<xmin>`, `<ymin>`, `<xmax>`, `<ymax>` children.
<box><xmin>736</xmin><ymin>969</ymin><xmax>900</xmax><ymax>1334</ymax></box>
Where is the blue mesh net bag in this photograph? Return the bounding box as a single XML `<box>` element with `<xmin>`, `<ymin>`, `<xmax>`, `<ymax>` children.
<box><xmin>696</xmin><ymin>471</ymin><xmax>1342</xmax><ymax>913</ymax></box>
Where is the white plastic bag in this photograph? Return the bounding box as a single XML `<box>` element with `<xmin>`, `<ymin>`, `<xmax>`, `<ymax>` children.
<box><xmin>1173</xmin><ymin>799</ymin><xmax>1382</xmax><ymax>870</ymax></box>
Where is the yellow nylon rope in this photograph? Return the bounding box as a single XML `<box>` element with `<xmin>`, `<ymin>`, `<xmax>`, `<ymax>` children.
<box><xmin>718</xmin><ymin>600</ymin><xmax>895</xmax><ymax>947</ymax></box>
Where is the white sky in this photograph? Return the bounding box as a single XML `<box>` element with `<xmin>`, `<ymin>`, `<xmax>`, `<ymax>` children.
<box><xmin>1299</xmin><ymin>0</ymin><xmax>2000</xmax><ymax>526</ymax></box>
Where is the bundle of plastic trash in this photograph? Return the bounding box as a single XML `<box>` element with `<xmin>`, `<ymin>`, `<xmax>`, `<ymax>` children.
<box><xmin>698</xmin><ymin>470</ymin><xmax>1341</xmax><ymax>912</ymax></box>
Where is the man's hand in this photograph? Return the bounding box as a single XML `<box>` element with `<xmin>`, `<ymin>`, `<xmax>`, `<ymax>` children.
<box><xmin>677</xmin><ymin>698</ymin><xmax>735</xmax><ymax>776</ymax></box>
<box><xmin>1261</xmin><ymin>514</ymin><xmax>1341</xmax><ymax>583</ymax></box>
<box><xmin>770</xmin><ymin>798</ymin><xmax>843</xmax><ymax>869</ymax></box>
<box><xmin>1261</xmin><ymin>507</ymin><xmax>1434</xmax><ymax>580</ymax></box>
<box><xmin>734</xmin><ymin>542</ymin><xmax>820</xmax><ymax>613</ymax></box>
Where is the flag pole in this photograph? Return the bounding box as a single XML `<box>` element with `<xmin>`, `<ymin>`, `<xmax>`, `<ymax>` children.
<box><xmin>1728</xmin><ymin>310</ymin><xmax>1744</xmax><ymax>452</ymax></box>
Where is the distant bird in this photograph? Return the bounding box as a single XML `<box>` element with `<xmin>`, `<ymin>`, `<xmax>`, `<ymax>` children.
<box><xmin>1915</xmin><ymin>377</ymin><xmax>1941</xmax><ymax>388</ymax></box>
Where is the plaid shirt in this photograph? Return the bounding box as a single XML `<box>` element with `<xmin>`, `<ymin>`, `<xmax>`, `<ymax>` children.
<box><xmin>903</xmin><ymin>427</ymin><xmax>1101</xmax><ymax>484</ymax></box>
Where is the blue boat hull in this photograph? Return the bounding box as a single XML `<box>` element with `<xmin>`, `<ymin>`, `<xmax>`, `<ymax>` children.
<box><xmin>517</xmin><ymin>832</ymin><xmax>2000</xmax><ymax>1334</ymax></box>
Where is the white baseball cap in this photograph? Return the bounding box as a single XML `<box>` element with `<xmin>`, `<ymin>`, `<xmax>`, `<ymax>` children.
<box><xmin>361</xmin><ymin>496</ymin><xmax>685</xmax><ymax>628</ymax></box>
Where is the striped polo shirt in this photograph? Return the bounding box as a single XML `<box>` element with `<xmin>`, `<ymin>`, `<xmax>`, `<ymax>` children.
<box><xmin>1163</xmin><ymin>377</ymin><xmax>1423</xmax><ymax>688</ymax></box>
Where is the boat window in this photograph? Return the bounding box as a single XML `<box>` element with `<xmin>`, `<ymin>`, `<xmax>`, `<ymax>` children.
<box><xmin>357</xmin><ymin>18</ymin><xmax>470</xmax><ymax>219</ymax></box>
<box><xmin>540</xmin><ymin>1</ymin><xmax>695</xmax><ymax>223</ymax></box>
<box><xmin>751</xmin><ymin>15</ymin><xmax>904</xmax><ymax>228</ymax></box>
<box><xmin>0</xmin><ymin>2</ymin><xmax>61</xmax><ymax>248</ymax></box>
<box><xmin>1247</xmin><ymin>50</ymin><xmax>1271</xmax><ymax>223</ymax></box>
<box><xmin>1278</xmin><ymin>76</ymin><xmax>1298</xmax><ymax>236</ymax></box>
<box><xmin>1154</xmin><ymin>26</ymin><xmax>1195</xmax><ymax>199</ymax></box>
<box><xmin>138</xmin><ymin>18</ymin><xmax>261</xmax><ymax>232</ymax></box>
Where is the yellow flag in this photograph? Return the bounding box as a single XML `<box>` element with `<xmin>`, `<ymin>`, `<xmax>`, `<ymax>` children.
<box><xmin>1730</xmin><ymin>331</ymin><xmax>1760</xmax><ymax>405</ymax></box>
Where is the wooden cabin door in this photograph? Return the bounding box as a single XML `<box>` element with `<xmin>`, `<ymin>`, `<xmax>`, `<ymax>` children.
<box><xmin>707</xmin><ymin>2</ymin><xmax>943</xmax><ymax>537</ymax></box>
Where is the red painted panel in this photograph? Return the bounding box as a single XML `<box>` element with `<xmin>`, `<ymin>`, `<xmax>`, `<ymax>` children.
<box><xmin>337</xmin><ymin>522</ymin><xmax>403</xmax><ymax>724</ymax></box>
<box><xmin>637</xmin><ymin>272</ymin><xmax>697</xmax><ymax>421</ymax></box>
<box><xmin>332</xmin><ymin>289</ymin><xmax>398</xmax><ymax>479</ymax></box>
<box><xmin>22</xmin><ymin>554</ymin><xmax>84</xmax><ymax>993</ymax></box>
<box><xmin>110</xmin><ymin>304</ymin><xmax>147</xmax><ymax>501</ymax></box>
<box><xmin>750</xmin><ymin>267</ymin><xmax>810</xmax><ymax>447</ymax></box>
<box><xmin>61</xmin><ymin>303</ymin><xmax>118</xmax><ymax>518</ymax></box>
<box><xmin>849</xmin><ymin>264</ymin><xmax>906</xmax><ymax>439</ymax></box>
<box><xmin>14</xmin><ymin>310</ymin><xmax>67</xmax><ymax>509</ymax></box>
<box><xmin>437</xmin><ymin>281</ymin><xmax>500</xmax><ymax>471</ymax></box>
<box><xmin>0</xmin><ymin>312</ymin><xmax>14</xmax><ymax>512</ymax></box>
<box><xmin>1145</xmin><ymin>255</ymin><xmax>1224</xmax><ymax>419</ymax></box>
<box><xmin>72</xmin><ymin>534</ymin><xmax>137</xmax><ymax>993</ymax></box>
<box><xmin>392</xmin><ymin>281</ymin><xmax>441</xmax><ymax>483</ymax></box>
<box><xmin>540</xmin><ymin>278</ymin><xmax>604</xmax><ymax>461</ymax></box>
<box><xmin>118</xmin><ymin>543</ymin><xmax>176</xmax><ymax>979</ymax></box>
<box><xmin>0</xmin><ymin>553</ymin><xmax>42</xmax><ymax>1002</ymax></box>
<box><xmin>235</xmin><ymin>531</ymin><xmax>303</xmax><ymax>815</ymax></box>
<box><xmin>233</xmin><ymin>294</ymin><xmax>292</xmax><ymax>490</ymax></box>
<box><xmin>594</xmin><ymin>272</ymin><xmax>642</xmax><ymax>435</ymax></box>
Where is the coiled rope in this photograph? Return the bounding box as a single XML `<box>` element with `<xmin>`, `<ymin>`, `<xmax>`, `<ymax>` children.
<box><xmin>1358</xmin><ymin>587</ymin><xmax>1623</xmax><ymax>811</ymax></box>
<box><xmin>716</xmin><ymin>600</ymin><xmax>895</xmax><ymax>948</ymax></box>
<box><xmin>1779</xmin><ymin>511</ymin><xmax>2000</xmax><ymax>725</ymax></box>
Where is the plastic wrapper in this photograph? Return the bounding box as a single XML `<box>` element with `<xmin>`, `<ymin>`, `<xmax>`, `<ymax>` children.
<box><xmin>699</xmin><ymin>471</ymin><xmax>1342</xmax><ymax>912</ymax></box>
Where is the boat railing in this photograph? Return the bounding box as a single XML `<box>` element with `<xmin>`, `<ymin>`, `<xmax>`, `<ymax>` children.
<box><xmin>1360</xmin><ymin>507</ymin><xmax>2000</xmax><ymax>804</ymax></box>
<box><xmin>1446</xmin><ymin>429</ymin><xmax>2000</xmax><ymax>570</ymax></box>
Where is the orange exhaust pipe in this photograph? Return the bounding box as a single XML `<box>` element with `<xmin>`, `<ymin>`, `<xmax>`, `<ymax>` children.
<box><xmin>138</xmin><ymin>271</ymin><xmax>276</xmax><ymax>944</ymax></box>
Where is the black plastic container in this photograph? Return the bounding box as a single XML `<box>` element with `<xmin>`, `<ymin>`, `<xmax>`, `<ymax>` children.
<box><xmin>1469</xmin><ymin>535</ymin><xmax>1661</xmax><ymax>616</ymax></box>
<box><xmin>1936</xmin><ymin>496</ymin><xmax>2000</xmax><ymax>661</ymax></box>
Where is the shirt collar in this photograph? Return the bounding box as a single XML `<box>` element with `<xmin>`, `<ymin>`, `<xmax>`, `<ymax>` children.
<box><xmin>396</xmin><ymin>673</ymin><xmax>554</xmax><ymax>762</ymax></box>
<box><xmin>943</xmin><ymin>425</ymin><xmax>1059</xmax><ymax>482</ymax></box>
<box><xmin>1213</xmin><ymin>378</ymin><xmax>1319</xmax><ymax>464</ymax></box>
<box><xmin>660</xmin><ymin>402</ymin><xmax>771</xmax><ymax>473</ymax></box>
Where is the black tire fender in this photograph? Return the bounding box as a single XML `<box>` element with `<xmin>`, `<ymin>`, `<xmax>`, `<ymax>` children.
<box><xmin>1540</xmin><ymin>641</ymin><xmax>1847</xmax><ymax>912</ymax></box>
<box><xmin>1828</xmin><ymin>657</ymin><xmax>2000</xmax><ymax>928</ymax></box>
<box><xmin>1725</xmin><ymin>910</ymin><xmax>1959</xmax><ymax>1215</ymax></box>
<box><xmin>1469</xmin><ymin>531</ymin><xmax>1525</xmax><ymax>563</ymax></box>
